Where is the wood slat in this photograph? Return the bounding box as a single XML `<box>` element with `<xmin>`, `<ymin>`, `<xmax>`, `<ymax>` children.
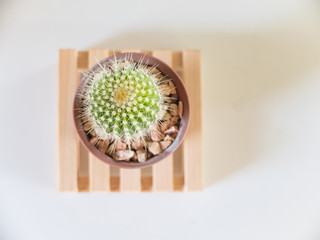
<box><xmin>58</xmin><ymin>49</ymin><xmax>79</xmax><ymax>192</ymax></box>
<box><xmin>120</xmin><ymin>169</ymin><xmax>141</xmax><ymax>192</ymax></box>
<box><xmin>89</xmin><ymin>154</ymin><xmax>110</xmax><ymax>191</ymax></box>
<box><xmin>152</xmin><ymin>50</ymin><xmax>174</xmax><ymax>191</ymax></box>
<box><xmin>182</xmin><ymin>50</ymin><xmax>203</xmax><ymax>191</ymax></box>
<box><xmin>119</xmin><ymin>49</ymin><xmax>142</xmax><ymax>192</ymax></box>
<box><xmin>88</xmin><ymin>49</ymin><xmax>111</xmax><ymax>191</ymax></box>
<box><xmin>152</xmin><ymin>154</ymin><xmax>174</xmax><ymax>191</ymax></box>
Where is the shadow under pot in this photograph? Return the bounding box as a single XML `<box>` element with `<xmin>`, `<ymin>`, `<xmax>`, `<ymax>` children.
<box><xmin>73</xmin><ymin>52</ymin><xmax>190</xmax><ymax>169</ymax></box>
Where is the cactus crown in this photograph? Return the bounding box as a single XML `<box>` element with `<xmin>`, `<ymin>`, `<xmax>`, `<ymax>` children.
<box><xmin>81</xmin><ymin>56</ymin><xmax>168</xmax><ymax>143</ymax></box>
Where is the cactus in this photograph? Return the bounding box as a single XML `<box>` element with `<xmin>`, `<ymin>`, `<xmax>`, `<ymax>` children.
<box><xmin>80</xmin><ymin>56</ymin><xmax>170</xmax><ymax>145</ymax></box>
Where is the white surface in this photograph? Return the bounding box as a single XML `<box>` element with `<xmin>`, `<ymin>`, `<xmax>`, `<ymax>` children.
<box><xmin>1</xmin><ymin>0</ymin><xmax>320</xmax><ymax>239</ymax></box>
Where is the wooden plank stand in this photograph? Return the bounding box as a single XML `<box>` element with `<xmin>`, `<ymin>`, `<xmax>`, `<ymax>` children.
<box><xmin>58</xmin><ymin>49</ymin><xmax>203</xmax><ymax>192</ymax></box>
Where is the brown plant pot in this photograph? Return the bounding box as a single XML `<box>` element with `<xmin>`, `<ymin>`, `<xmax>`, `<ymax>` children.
<box><xmin>73</xmin><ymin>52</ymin><xmax>190</xmax><ymax>169</ymax></box>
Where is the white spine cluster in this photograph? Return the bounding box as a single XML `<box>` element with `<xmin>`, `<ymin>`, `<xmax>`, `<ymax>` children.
<box><xmin>79</xmin><ymin>55</ymin><xmax>170</xmax><ymax>144</ymax></box>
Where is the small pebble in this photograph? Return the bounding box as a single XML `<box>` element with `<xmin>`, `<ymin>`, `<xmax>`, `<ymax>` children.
<box><xmin>160</xmin><ymin>141</ymin><xmax>172</xmax><ymax>150</ymax></box>
<box><xmin>147</xmin><ymin>67</ymin><xmax>161</xmax><ymax>75</ymax></box>
<box><xmin>131</xmin><ymin>139</ymin><xmax>144</xmax><ymax>150</ymax></box>
<box><xmin>115</xmin><ymin>141</ymin><xmax>126</xmax><ymax>151</ymax></box>
<box><xmin>132</xmin><ymin>152</ymin><xmax>138</xmax><ymax>161</ymax></box>
<box><xmin>83</xmin><ymin>123</ymin><xmax>91</xmax><ymax>131</ymax></box>
<box><xmin>147</xmin><ymin>142</ymin><xmax>162</xmax><ymax>155</ymax></box>
<box><xmin>106</xmin><ymin>143</ymin><xmax>115</xmax><ymax>155</ymax></box>
<box><xmin>94</xmin><ymin>127</ymin><xmax>106</xmax><ymax>137</ymax></box>
<box><xmin>164</xmin><ymin>135</ymin><xmax>175</xmax><ymax>142</ymax></box>
<box><xmin>144</xmin><ymin>135</ymin><xmax>152</xmax><ymax>142</ymax></box>
<box><xmin>168</xmin><ymin>81</ymin><xmax>177</xmax><ymax>94</ymax></box>
<box><xmin>171</xmin><ymin>94</ymin><xmax>178</xmax><ymax>100</ymax></box>
<box><xmin>89</xmin><ymin>130</ymin><xmax>96</xmax><ymax>137</ymax></box>
<box><xmin>171</xmin><ymin>116</ymin><xmax>179</xmax><ymax>126</ymax></box>
<box><xmin>170</xmin><ymin>104</ymin><xmax>178</xmax><ymax>116</ymax></box>
<box><xmin>150</xmin><ymin>130</ymin><xmax>165</xmax><ymax>142</ymax></box>
<box><xmin>178</xmin><ymin>101</ymin><xmax>183</xmax><ymax>118</ymax></box>
<box><xmin>98</xmin><ymin>140</ymin><xmax>109</xmax><ymax>153</ymax></box>
<box><xmin>164</xmin><ymin>126</ymin><xmax>179</xmax><ymax>135</ymax></box>
<box><xmin>113</xmin><ymin>150</ymin><xmax>134</xmax><ymax>161</ymax></box>
<box><xmin>136</xmin><ymin>150</ymin><xmax>147</xmax><ymax>162</ymax></box>
<box><xmin>160</xmin><ymin>120</ymin><xmax>171</xmax><ymax>133</ymax></box>
<box><xmin>162</xmin><ymin>112</ymin><xmax>172</xmax><ymax>120</ymax></box>
<box><xmin>161</xmin><ymin>84</ymin><xmax>171</xmax><ymax>96</ymax></box>
<box><xmin>170</xmin><ymin>89</ymin><xmax>177</xmax><ymax>95</ymax></box>
<box><xmin>170</xmin><ymin>133</ymin><xmax>178</xmax><ymax>138</ymax></box>
<box><xmin>90</xmin><ymin>137</ymin><xmax>97</xmax><ymax>145</ymax></box>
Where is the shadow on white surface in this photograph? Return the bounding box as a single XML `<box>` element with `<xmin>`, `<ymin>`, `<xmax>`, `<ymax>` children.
<box><xmin>87</xmin><ymin>26</ymin><xmax>320</xmax><ymax>187</ymax></box>
<box><xmin>2</xmin><ymin>65</ymin><xmax>58</xmax><ymax>188</ymax></box>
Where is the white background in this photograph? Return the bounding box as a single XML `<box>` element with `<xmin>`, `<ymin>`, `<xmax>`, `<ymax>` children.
<box><xmin>1</xmin><ymin>0</ymin><xmax>320</xmax><ymax>239</ymax></box>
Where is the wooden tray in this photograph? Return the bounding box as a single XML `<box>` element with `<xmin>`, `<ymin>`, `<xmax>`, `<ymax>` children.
<box><xmin>58</xmin><ymin>49</ymin><xmax>203</xmax><ymax>192</ymax></box>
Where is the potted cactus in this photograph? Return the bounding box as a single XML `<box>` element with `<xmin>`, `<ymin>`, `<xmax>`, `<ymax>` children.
<box><xmin>73</xmin><ymin>52</ymin><xmax>189</xmax><ymax>168</ymax></box>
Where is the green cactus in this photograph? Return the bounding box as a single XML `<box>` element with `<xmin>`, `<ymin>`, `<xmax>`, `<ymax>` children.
<box><xmin>81</xmin><ymin>57</ymin><xmax>169</xmax><ymax>144</ymax></box>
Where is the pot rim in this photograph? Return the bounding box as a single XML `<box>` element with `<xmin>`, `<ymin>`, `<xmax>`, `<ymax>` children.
<box><xmin>73</xmin><ymin>52</ymin><xmax>190</xmax><ymax>169</ymax></box>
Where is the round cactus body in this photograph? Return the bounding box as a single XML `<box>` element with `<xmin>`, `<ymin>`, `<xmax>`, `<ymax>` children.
<box><xmin>81</xmin><ymin>57</ymin><xmax>169</xmax><ymax>143</ymax></box>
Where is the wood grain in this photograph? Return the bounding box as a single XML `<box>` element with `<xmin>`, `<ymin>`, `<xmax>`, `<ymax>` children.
<box><xmin>182</xmin><ymin>50</ymin><xmax>203</xmax><ymax>191</ymax></box>
<box><xmin>58</xmin><ymin>49</ymin><xmax>80</xmax><ymax>192</ymax></box>
<box><xmin>152</xmin><ymin>50</ymin><xmax>174</xmax><ymax>191</ymax></box>
<box><xmin>88</xmin><ymin>49</ymin><xmax>111</xmax><ymax>191</ymax></box>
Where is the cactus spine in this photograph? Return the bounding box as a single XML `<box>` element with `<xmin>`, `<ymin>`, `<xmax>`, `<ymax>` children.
<box><xmin>80</xmin><ymin>55</ymin><xmax>169</xmax><ymax>144</ymax></box>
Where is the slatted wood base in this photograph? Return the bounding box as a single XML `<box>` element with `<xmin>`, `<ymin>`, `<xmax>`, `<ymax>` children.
<box><xmin>58</xmin><ymin>49</ymin><xmax>202</xmax><ymax>192</ymax></box>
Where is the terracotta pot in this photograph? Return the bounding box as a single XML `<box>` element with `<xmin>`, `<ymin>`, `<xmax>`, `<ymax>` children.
<box><xmin>73</xmin><ymin>52</ymin><xmax>190</xmax><ymax>169</ymax></box>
